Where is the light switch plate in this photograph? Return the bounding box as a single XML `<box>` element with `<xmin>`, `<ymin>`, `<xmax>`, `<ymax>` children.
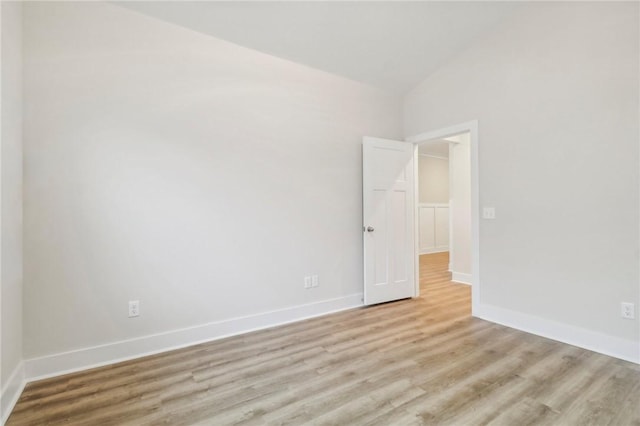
<box><xmin>128</xmin><ymin>300</ymin><xmax>140</xmax><ymax>317</ymax></box>
<box><xmin>621</xmin><ymin>302</ymin><xmax>635</xmax><ymax>319</ymax></box>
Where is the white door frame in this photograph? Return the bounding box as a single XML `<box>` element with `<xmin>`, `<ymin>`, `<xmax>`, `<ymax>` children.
<box><xmin>405</xmin><ymin>120</ymin><xmax>480</xmax><ymax>316</ymax></box>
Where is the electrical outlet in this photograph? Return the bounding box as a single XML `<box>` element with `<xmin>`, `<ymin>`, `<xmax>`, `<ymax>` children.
<box><xmin>621</xmin><ymin>302</ymin><xmax>635</xmax><ymax>319</ymax></box>
<box><xmin>482</xmin><ymin>207</ymin><xmax>496</xmax><ymax>219</ymax></box>
<box><xmin>304</xmin><ymin>276</ymin><xmax>312</xmax><ymax>289</ymax></box>
<box><xmin>311</xmin><ymin>275</ymin><xmax>319</xmax><ymax>288</ymax></box>
<box><xmin>128</xmin><ymin>300</ymin><xmax>140</xmax><ymax>318</ymax></box>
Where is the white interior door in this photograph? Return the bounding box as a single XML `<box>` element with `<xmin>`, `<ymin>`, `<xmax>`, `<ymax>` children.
<box><xmin>363</xmin><ymin>136</ymin><xmax>415</xmax><ymax>305</ymax></box>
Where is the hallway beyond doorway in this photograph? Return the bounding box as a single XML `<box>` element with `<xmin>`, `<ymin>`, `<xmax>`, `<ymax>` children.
<box><xmin>419</xmin><ymin>252</ymin><xmax>468</xmax><ymax>299</ymax></box>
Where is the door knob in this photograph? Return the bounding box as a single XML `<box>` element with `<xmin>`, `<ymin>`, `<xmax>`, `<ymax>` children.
<box><xmin>366</xmin><ymin>226</ymin><xmax>375</xmax><ymax>232</ymax></box>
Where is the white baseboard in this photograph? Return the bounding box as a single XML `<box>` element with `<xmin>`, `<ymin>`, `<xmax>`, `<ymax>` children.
<box><xmin>475</xmin><ymin>303</ymin><xmax>640</xmax><ymax>364</ymax></box>
<box><xmin>451</xmin><ymin>271</ymin><xmax>472</xmax><ymax>285</ymax></box>
<box><xmin>419</xmin><ymin>247</ymin><xmax>449</xmax><ymax>255</ymax></box>
<box><xmin>1</xmin><ymin>361</ymin><xmax>26</xmax><ymax>425</ymax></box>
<box><xmin>25</xmin><ymin>293</ymin><xmax>364</xmax><ymax>382</ymax></box>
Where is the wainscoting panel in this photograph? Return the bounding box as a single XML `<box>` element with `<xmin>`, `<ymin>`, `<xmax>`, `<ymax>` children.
<box><xmin>419</xmin><ymin>203</ymin><xmax>449</xmax><ymax>254</ymax></box>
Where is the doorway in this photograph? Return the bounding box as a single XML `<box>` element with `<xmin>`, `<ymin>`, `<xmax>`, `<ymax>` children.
<box><xmin>407</xmin><ymin>121</ymin><xmax>479</xmax><ymax>314</ymax></box>
<box><xmin>416</xmin><ymin>139</ymin><xmax>453</xmax><ymax>297</ymax></box>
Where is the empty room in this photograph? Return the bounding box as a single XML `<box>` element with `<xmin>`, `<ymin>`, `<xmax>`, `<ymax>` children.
<box><xmin>1</xmin><ymin>1</ymin><xmax>639</xmax><ymax>425</ymax></box>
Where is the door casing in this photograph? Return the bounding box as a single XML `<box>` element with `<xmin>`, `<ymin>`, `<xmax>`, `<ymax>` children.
<box><xmin>406</xmin><ymin>120</ymin><xmax>480</xmax><ymax>315</ymax></box>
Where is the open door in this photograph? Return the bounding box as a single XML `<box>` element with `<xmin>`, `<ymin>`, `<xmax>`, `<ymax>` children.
<box><xmin>363</xmin><ymin>136</ymin><xmax>416</xmax><ymax>305</ymax></box>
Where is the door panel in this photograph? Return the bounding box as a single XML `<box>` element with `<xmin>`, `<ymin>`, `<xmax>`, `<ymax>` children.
<box><xmin>392</xmin><ymin>190</ymin><xmax>408</xmax><ymax>283</ymax></box>
<box><xmin>372</xmin><ymin>189</ymin><xmax>388</xmax><ymax>285</ymax></box>
<box><xmin>363</xmin><ymin>137</ymin><xmax>415</xmax><ymax>305</ymax></box>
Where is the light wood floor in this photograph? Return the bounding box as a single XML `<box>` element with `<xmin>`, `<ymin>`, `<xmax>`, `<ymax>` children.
<box><xmin>8</xmin><ymin>252</ymin><xmax>640</xmax><ymax>425</ymax></box>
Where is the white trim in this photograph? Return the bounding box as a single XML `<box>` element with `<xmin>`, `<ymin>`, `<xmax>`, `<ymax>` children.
<box><xmin>448</xmin><ymin>144</ymin><xmax>454</xmax><ymax>279</ymax></box>
<box><xmin>418</xmin><ymin>153</ymin><xmax>448</xmax><ymax>160</ymax></box>
<box><xmin>451</xmin><ymin>272</ymin><xmax>472</xmax><ymax>285</ymax></box>
<box><xmin>469</xmin><ymin>122</ymin><xmax>480</xmax><ymax>315</ymax></box>
<box><xmin>1</xmin><ymin>362</ymin><xmax>26</xmax><ymax>425</ymax></box>
<box><xmin>449</xmin><ymin>144</ymin><xmax>456</xmax><ymax>282</ymax></box>
<box><xmin>406</xmin><ymin>121</ymin><xmax>476</xmax><ymax>144</ymax></box>
<box><xmin>418</xmin><ymin>202</ymin><xmax>449</xmax><ymax>208</ymax></box>
<box><xmin>24</xmin><ymin>294</ymin><xmax>363</xmax><ymax>382</ymax></box>
<box><xmin>413</xmin><ymin>144</ymin><xmax>421</xmax><ymax>297</ymax></box>
<box><xmin>420</xmin><ymin>248</ymin><xmax>449</xmax><ymax>255</ymax></box>
<box><xmin>476</xmin><ymin>303</ymin><xmax>640</xmax><ymax>364</ymax></box>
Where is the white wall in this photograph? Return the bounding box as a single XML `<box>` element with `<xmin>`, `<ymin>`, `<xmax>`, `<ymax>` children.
<box><xmin>22</xmin><ymin>2</ymin><xmax>401</xmax><ymax>365</ymax></box>
<box><xmin>448</xmin><ymin>133</ymin><xmax>471</xmax><ymax>279</ymax></box>
<box><xmin>1</xmin><ymin>0</ymin><xmax>24</xmax><ymax>420</ymax></box>
<box><xmin>404</xmin><ymin>2</ymin><xmax>639</xmax><ymax>352</ymax></box>
<box><xmin>418</xmin><ymin>155</ymin><xmax>448</xmax><ymax>204</ymax></box>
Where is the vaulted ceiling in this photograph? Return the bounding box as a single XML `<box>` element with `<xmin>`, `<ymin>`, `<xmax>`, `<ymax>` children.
<box><xmin>115</xmin><ymin>1</ymin><xmax>524</xmax><ymax>94</ymax></box>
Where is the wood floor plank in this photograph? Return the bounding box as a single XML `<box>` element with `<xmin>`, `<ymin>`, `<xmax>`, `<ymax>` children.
<box><xmin>7</xmin><ymin>252</ymin><xmax>640</xmax><ymax>425</ymax></box>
